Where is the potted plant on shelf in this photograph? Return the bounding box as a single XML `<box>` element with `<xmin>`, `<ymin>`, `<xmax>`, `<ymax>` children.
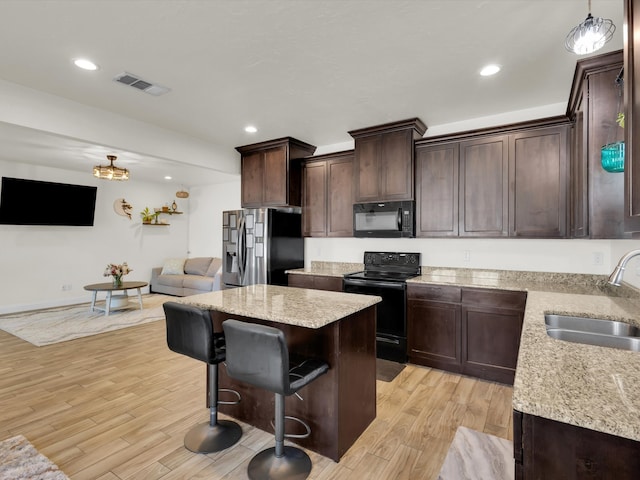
<box><xmin>140</xmin><ymin>207</ymin><xmax>158</xmax><ymax>224</ymax></box>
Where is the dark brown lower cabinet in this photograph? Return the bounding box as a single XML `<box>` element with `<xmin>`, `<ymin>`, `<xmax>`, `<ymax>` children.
<box><xmin>514</xmin><ymin>410</ymin><xmax>640</xmax><ymax>479</ymax></box>
<box><xmin>287</xmin><ymin>273</ymin><xmax>343</xmax><ymax>292</ymax></box>
<box><xmin>408</xmin><ymin>284</ymin><xmax>526</xmax><ymax>384</ymax></box>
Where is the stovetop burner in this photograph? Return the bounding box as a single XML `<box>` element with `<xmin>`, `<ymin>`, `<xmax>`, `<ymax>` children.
<box><xmin>344</xmin><ymin>270</ymin><xmax>419</xmax><ymax>282</ymax></box>
<box><xmin>343</xmin><ymin>251</ymin><xmax>421</xmax><ymax>282</ymax></box>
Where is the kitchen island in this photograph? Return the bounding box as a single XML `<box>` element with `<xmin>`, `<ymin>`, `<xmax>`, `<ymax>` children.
<box><xmin>177</xmin><ymin>284</ymin><xmax>381</xmax><ymax>462</ymax></box>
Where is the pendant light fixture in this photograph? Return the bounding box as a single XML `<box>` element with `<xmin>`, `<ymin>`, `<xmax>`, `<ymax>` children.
<box><xmin>176</xmin><ymin>185</ymin><xmax>189</xmax><ymax>198</ymax></box>
<box><xmin>565</xmin><ymin>0</ymin><xmax>615</xmax><ymax>55</ymax></box>
<box><xmin>93</xmin><ymin>155</ymin><xmax>130</xmax><ymax>181</ymax></box>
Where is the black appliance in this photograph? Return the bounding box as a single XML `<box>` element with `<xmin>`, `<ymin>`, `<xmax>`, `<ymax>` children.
<box><xmin>353</xmin><ymin>201</ymin><xmax>415</xmax><ymax>238</ymax></box>
<box><xmin>343</xmin><ymin>251</ymin><xmax>421</xmax><ymax>363</ymax></box>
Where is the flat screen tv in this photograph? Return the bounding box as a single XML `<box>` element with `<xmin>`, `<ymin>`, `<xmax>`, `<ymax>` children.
<box><xmin>0</xmin><ymin>177</ymin><xmax>98</xmax><ymax>226</ymax></box>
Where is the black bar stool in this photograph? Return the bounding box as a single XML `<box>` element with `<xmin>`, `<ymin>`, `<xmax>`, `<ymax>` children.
<box><xmin>163</xmin><ymin>302</ymin><xmax>242</xmax><ymax>453</ymax></box>
<box><xmin>222</xmin><ymin>319</ymin><xmax>329</xmax><ymax>480</ymax></box>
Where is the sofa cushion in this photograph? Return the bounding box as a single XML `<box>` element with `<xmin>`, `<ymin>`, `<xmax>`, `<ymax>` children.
<box><xmin>157</xmin><ymin>274</ymin><xmax>187</xmax><ymax>288</ymax></box>
<box><xmin>184</xmin><ymin>257</ymin><xmax>213</xmax><ymax>276</ymax></box>
<box><xmin>161</xmin><ymin>258</ymin><xmax>186</xmax><ymax>275</ymax></box>
<box><xmin>205</xmin><ymin>257</ymin><xmax>222</xmax><ymax>277</ymax></box>
<box><xmin>183</xmin><ymin>275</ymin><xmax>215</xmax><ymax>291</ymax></box>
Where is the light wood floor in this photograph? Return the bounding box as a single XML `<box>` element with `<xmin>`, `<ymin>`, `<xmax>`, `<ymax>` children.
<box><xmin>0</xmin><ymin>318</ymin><xmax>513</xmax><ymax>479</ymax></box>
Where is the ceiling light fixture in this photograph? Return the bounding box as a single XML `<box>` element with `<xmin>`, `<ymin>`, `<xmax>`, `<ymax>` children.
<box><xmin>176</xmin><ymin>185</ymin><xmax>189</xmax><ymax>198</ymax></box>
<box><xmin>164</xmin><ymin>176</ymin><xmax>172</xmax><ymax>180</ymax></box>
<box><xmin>245</xmin><ymin>125</ymin><xmax>258</xmax><ymax>133</ymax></box>
<box><xmin>565</xmin><ymin>0</ymin><xmax>615</xmax><ymax>55</ymax></box>
<box><xmin>73</xmin><ymin>58</ymin><xmax>98</xmax><ymax>71</ymax></box>
<box><xmin>93</xmin><ymin>155</ymin><xmax>129</xmax><ymax>181</ymax></box>
<box><xmin>480</xmin><ymin>64</ymin><xmax>501</xmax><ymax>76</ymax></box>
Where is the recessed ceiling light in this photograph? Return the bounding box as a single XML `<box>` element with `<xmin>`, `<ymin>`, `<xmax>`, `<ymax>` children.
<box><xmin>480</xmin><ymin>64</ymin><xmax>501</xmax><ymax>76</ymax></box>
<box><xmin>73</xmin><ymin>58</ymin><xmax>99</xmax><ymax>71</ymax></box>
<box><xmin>164</xmin><ymin>176</ymin><xmax>172</xmax><ymax>180</ymax></box>
<box><xmin>245</xmin><ymin>125</ymin><xmax>258</xmax><ymax>133</ymax></box>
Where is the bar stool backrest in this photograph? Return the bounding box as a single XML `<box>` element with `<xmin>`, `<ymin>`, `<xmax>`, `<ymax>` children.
<box><xmin>163</xmin><ymin>302</ymin><xmax>224</xmax><ymax>364</ymax></box>
<box><xmin>222</xmin><ymin>319</ymin><xmax>291</xmax><ymax>396</ymax></box>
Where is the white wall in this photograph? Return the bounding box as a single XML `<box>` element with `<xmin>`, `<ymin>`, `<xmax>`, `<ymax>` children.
<box><xmin>0</xmin><ymin>159</ymin><xmax>188</xmax><ymax>314</ymax></box>
<box><xmin>305</xmin><ymin>237</ymin><xmax>620</xmax><ymax>276</ymax></box>
<box><xmin>187</xmin><ymin>179</ymin><xmax>241</xmax><ymax>258</ymax></box>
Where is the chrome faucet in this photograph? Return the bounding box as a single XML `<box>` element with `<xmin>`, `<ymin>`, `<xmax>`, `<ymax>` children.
<box><xmin>608</xmin><ymin>249</ymin><xmax>640</xmax><ymax>286</ymax></box>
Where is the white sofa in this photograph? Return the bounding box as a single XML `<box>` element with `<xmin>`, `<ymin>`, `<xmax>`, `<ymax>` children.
<box><xmin>150</xmin><ymin>257</ymin><xmax>223</xmax><ymax>296</ymax></box>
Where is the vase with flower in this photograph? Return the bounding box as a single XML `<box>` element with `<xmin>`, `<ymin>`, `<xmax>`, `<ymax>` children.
<box><xmin>104</xmin><ymin>262</ymin><xmax>132</xmax><ymax>287</ymax></box>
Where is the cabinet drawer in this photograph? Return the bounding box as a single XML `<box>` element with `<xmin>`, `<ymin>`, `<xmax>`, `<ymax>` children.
<box><xmin>462</xmin><ymin>288</ymin><xmax>527</xmax><ymax>310</ymax></box>
<box><xmin>408</xmin><ymin>284</ymin><xmax>462</xmax><ymax>303</ymax></box>
<box><xmin>313</xmin><ymin>276</ymin><xmax>343</xmax><ymax>292</ymax></box>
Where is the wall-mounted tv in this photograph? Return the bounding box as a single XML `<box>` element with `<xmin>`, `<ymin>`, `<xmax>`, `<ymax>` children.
<box><xmin>0</xmin><ymin>177</ymin><xmax>98</xmax><ymax>226</ymax></box>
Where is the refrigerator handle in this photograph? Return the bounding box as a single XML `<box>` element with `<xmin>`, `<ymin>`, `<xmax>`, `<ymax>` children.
<box><xmin>237</xmin><ymin>215</ymin><xmax>245</xmax><ymax>282</ymax></box>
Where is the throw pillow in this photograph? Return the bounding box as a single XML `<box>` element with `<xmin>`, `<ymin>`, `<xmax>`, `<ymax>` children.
<box><xmin>161</xmin><ymin>258</ymin><xmax>186</xmax><ymax>275</ymax></box>
<box><xmin>184</xmin><ymin>257</ymin><xmax>213</xmax><ymax>276</ymax></box>
<box><xmin>205</xmin><ymin>257</ymin><xmax>222</xmax><ymax>277</ymax></box>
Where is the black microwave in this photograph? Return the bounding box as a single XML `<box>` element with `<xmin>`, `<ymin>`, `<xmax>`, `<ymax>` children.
<box><xmin>353</xmin><ymin>201</ymin><xmax>415</xmax><ymax>238</ymax></box>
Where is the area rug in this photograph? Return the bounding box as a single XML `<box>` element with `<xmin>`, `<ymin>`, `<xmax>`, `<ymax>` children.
<box><xmin>438</xmin><ymin>426</ymin><xmax>514</xmax><ymax>480</ymax></box>
<box><xmin>0</xmin><ymin>294</ymin><xmax>173</xmax><ymax>346</ymax></box>
<box><xmin>0</xmin><ymin>435</ymin><xmax>69</xmax><ymax>480</ymax></box>
<box><xmin>376</xmin><ymin>358</ymin><xmax>406</xmax><ymax>382</ymax></box>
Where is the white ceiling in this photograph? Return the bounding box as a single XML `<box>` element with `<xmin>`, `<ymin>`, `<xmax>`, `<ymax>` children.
<box><xmin>0</xmin><ymin>0</ymin><xmax>624</xmax><ymax>185</ymax></box>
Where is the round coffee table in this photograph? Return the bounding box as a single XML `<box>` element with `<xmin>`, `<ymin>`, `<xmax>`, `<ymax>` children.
<box><xmin>83</xmin><ymin>281</ymin><xmax>148</xmax><ymax>316</ymax></box>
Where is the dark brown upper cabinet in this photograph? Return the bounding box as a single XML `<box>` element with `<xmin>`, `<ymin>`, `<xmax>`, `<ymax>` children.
<box><xmin>459</xmin><ymin>135</ymin><xmax>509</xmax><ymax>237</ymax></box>
<box><xmin>509</xmin><ymin>126</ymin><xmax>569</xmax><ymax>238</ymax></box>
<box><xmin>236</xmin><ymin>137</ymin><xmax>316</xmax><ymax>208</ymax></box>
<box><xmin>625</xmin><ymin>0</ymin><xmax>640</xmax><ymax>233</ymax></box>
<box><xmin>302</xmin><ymin>151</ymin><xmax>354</xmax><ymax>237</ymax></box>
<box><xmin>415</xmin><ymin>142</ymin><xmax>459</xmax><ymax>237</ymax></box>
<box><xmin>415</xmin><ymin>118</ymin><xmax>570</xmax><ymax>239</ymax></box>
<box><xmin>349</xmin><ymin>118</ymin><xmax>427</xmax><ymax>202</ymax></box>
<box><xmin>567</xmin><ymin>49</ymin><xmax>629</xmax><ymax>238</ymax></box>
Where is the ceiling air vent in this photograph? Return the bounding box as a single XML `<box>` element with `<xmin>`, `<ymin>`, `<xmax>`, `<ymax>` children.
<box><xmin>113</xmin><ymin>72</ymin><xmax>171</xmax><ymax>96</ymax></box>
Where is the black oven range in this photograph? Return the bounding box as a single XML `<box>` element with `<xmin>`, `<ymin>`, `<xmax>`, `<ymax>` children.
<box><xmin>343</xmin><ymin>251</ymin><xmax>421</xmax><ymax>363</ymax></box>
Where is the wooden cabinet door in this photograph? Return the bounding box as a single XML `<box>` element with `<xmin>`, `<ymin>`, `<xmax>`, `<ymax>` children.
<box><xmin>241</xmin><ymin>151</ymin><xmax>264</xmax><ymax>207</ymax></box>
<box><xmin>459</xmin><ymin>135</ymin><xmax>509</xmax><ymax>236</ymax></box>
<box><xmin>509</xmin><ymin>126</ymin><xmax>569</xmax><ymax>238</ymax></box>
<box><xmin>408</xmin><ymin>300</ymin><xmax>461</xmax><ymax>371</ymax></box>
<box><xmin>515</xmin><ymin>412</ymin><xmax>640</xmax><ymax>480</ymax></box>
<box><xmin>415</xmin><ymin>142</ymin><xmax>459</xmax><ymax>237</ymax></box>
<box><xmin>588</xmin><ymin>67</ymin><xmax>629</xmax><ymax>238</ymax></box>
<box><xmin>302</xmin><ymin>161</ymin><xmax>327</xmax><ymax>237</ymax></box>
<box><xmin>326</xmin><ymin>155</ymin><xmax>354</xmax><ymax>237</ymax></box>
<box><xmin>354</xmin><ymin>135</ymin><xmax>381</xmax><ymax>202</ymax></box>
<box><xmin>625</xmin><ymin>0</ymin><xmax>640</xmax><ymax>232</ymax></box>
<box><xmin>571</xmin><ymin>88</ymin><xmax>588</xmax><ymax>238</ymax></box>
<box><xmin>460</xmin><ymin>288</ymin><xmax>525</xmax><ymax>385</ymax></box>
<box><xmin>263</xmin><ymin>146</ymin><xmax>288</xmax><ymax>206</ymax></box>
<box><xmin>381</xmin><ymin>129</ymin><xmax>414</xmax><ymax>200</ymax></box>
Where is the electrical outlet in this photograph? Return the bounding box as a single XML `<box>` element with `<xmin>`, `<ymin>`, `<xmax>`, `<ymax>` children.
<box><xmin>61</xmin><ymin>284</ymin><xmax>72</xmax><ymax>291</ymax></box>
<box><xmin>463</xmin><ymin>250</ymin><xmax>471</xmax><ymax>262</ymax></box>
<box><xmin>592</xmin><ymin>252</ymin><xmax>604</xmax><ymax>265</ymax></box>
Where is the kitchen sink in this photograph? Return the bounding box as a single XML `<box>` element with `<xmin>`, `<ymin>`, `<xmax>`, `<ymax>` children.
<box><xmin>544</xmin><ymin>314</ymin><xmax>640</xmax><ymax>337</ymax></box>
<box><xmin>546</xmin><ymin>328</ymin><xmax>640</xmax><ymax>352</ymax></box>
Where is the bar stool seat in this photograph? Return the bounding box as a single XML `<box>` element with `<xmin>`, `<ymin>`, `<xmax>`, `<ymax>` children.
<box><xmin>222</xmin><ymin>319</ymin><xmax>329</xmax><ymax>480</ymax></box>
<box><xmin>163</xmin><ymin>302</ymin><xmax>242</xmax><ymax>453</ymax></box>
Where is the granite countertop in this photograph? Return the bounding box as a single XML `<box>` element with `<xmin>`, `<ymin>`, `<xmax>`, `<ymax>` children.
<box><xmin>176</xmin><ymin>284</ymin><xmax>381</xmax><ymax>329</ymax></box>
<box><xmin>286</xmin><ymin>261</ymin><xmax>364</xmax><ymax>277</ymax></box>
<box><xmin>513</xmin><ymin>291</ymin><xmax>640</xmax><ymax>442</ymax></box>
<box><xmin>289</xmin><ymin>262</ymin><xmax>640</xmax><ymax>442</ymax></box>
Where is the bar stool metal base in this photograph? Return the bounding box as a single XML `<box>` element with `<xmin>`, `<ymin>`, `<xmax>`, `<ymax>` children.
<box><xmin>248</xmin><ymin>446</ymin><xmax>312</xmax><ymax>480</ymax></box>
<box><xmin>184</xmin><ymin>420</ymin><xmax>242</xmax><ymax>453</ymax></box>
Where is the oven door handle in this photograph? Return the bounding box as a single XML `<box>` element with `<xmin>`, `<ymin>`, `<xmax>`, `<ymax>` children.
<box><xmin>343</xmin><ymin>279</ymin><xmax>406</xmax><ymax>290</ymax></box>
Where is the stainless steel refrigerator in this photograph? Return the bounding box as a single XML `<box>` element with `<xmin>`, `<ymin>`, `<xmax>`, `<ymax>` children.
<box><xmin>222</xmin><ymin>208</ymin><xmax>304</xmax><ymax>288</ymax></box>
